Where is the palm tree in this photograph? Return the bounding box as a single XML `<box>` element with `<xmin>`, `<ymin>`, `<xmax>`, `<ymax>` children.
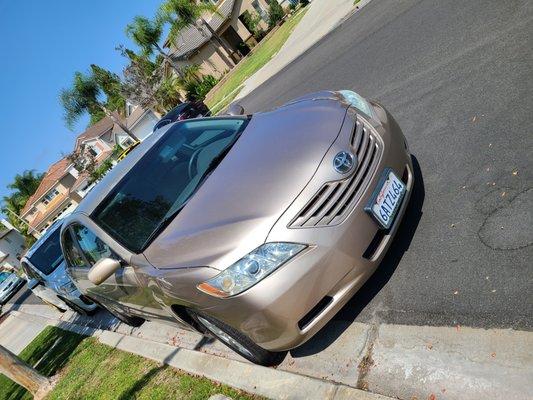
<box><xmin>60</xmin><ymin>71</ymin><xmax>139</xmax><ymax>141</ymax></box>
<box><xmin>90</xmin><ymin>64</ymin><xmax>126</xmax><ymax>114</ymax></box>
<box><xmin>7</xmin><ymin>170</ymin><xmax>43</xmax><ymax>202</ymax></box>
<box><xmin>159</xmin><ymin>0</ymin><xmax>238</xmax><ymax>67</ymax></box>
<box><xmin>1</xmin><ymin>169</ymin><xmax>43</xmax><ymax>240</ymax></box>
<box><xmin>125</xmin><ymin>16</ymin><xmax>183</xmax><ymax>75</ymax></box>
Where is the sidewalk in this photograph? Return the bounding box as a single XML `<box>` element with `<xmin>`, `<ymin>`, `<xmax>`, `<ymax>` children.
<box><xmin>3</xmin><ymin>309</ymin><xmax>532</xmax><ymax>400</ymax></box>
<box><xmin>1</xmin><ymin>311</ymin><xmax>390</xmax><ymax>400</ymax></box>
<box><xmin>236</xmin><ymin>0</ymin><xmax>371</xmax><ymax>100</ymax></box>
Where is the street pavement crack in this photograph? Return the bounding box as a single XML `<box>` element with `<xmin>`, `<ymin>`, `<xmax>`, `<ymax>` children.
<box><xmin>356</xmin><ymin>322</ymin><xmax>379</xmax><ymax>391</ymax></box>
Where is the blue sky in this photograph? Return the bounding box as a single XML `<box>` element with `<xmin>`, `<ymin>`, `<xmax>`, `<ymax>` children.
<box><xmin>0</xmin><ymin>0</ymin><xmax>162</xmax><ymax>208</ymax></box>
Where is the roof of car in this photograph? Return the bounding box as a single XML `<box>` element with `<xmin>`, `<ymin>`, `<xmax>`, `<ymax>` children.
<box><xmin>162</xmin><ymin>103</ymin><xmax>190</xmax><ymax>120</ymax></box>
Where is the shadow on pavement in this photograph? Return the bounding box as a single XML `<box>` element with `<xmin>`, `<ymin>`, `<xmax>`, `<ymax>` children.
<box><xmin>1</xmin><ymin>285</ymin><xmax>31</xmax><ymax>313</ymax></box>
<box><xmin>291</xmin><ymin>155</ymin><xmax>425</xmax><ymax>358</ymax></box>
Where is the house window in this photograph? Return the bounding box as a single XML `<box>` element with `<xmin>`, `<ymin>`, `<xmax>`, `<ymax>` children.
<box><xmin>121</xmin><ymin>137</ymin><xmax>135</xmax><ymax>149</ymax></box>
<box><xmin>42</xmin><ymin>189</ymin><xmax>60</xmax><ymax>205</ymax></box>
<box><xmin>252</xmin><ymin>0</ymin><xmax>268</xmax><ymax>20</ymax></box>
<box><xmin>88</xmin><ymin>145</ymin><xmax>101</xmax><ymax>157</ymax></box>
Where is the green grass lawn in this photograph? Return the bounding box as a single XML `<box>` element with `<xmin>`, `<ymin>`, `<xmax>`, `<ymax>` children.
<box><xmin>206</xmin><ymin>8</ymin><xmax>308</xmax><ymax>114</ymax></box>
<box><xmin>0</xmin><ymin>326</ymin><xmax>260</xmax><ymax>400</ymax></box>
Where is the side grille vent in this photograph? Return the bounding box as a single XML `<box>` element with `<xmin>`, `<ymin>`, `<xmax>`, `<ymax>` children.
<box><xmin>290</xmin><ymin>117</ymin><xmax>382</xmax><ymax>228</ymax></box>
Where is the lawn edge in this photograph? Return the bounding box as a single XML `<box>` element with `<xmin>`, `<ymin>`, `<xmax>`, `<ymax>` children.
<box><xmin>7</xmin><ymin>310</ymin><xmax>390</xmax><ymax>400</ymax></box>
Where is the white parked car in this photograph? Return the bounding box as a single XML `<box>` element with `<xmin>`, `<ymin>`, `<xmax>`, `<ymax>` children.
<box><xmin>21</xmin><ymin>221</ymin><xmax>98</xmax><ymax>315</ymax></box>
<box><xmin>0</xmin><ymin>271</ymin><xmax>24</xmax><ymax>304</ymax></box>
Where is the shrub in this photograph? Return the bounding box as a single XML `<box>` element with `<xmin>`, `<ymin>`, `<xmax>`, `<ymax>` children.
<box><xmin>89</xmin><ymin>159</ymin><xmax>114</xmax><ymax>183</ymax></box>
<box><xmin>268</xmin><ymin>0</ymin><xmax>285</xmax><ymax>28</ymax></box>
<box><xmin>241</xmin><ymin>10</ymin><xmax>265</xmax><ymax>40</ymax></box>
<box><xmin>185</xmin><ymin>75</ymin><xmax>219</xmax><ymax>101</ymax></box>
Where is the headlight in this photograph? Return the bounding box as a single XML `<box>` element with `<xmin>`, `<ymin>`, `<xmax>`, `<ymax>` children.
<box><xmin>58</xmin><ymin>281</ymin><xmax>77</xmax><ymax>295</ymax></box>
<box><xmin>197</xmin><ymin>242</ymin><xmax>307</xmax><ymax>298</ymax></box>
<box><xmin>339</xmin><ymin>90</ymin><xmax>375</xmax><ymax>118</ymax></box>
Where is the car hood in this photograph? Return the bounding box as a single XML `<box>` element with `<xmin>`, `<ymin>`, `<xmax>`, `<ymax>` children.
<box><xmin>144</xmin><ymin>97</ymin><xmax>348</xmax><ymax>270</ymax></box>
<box><xmin>45</xmin><ymin>260</ymin><xmax>71</xmax><ymax>290</ymax></box>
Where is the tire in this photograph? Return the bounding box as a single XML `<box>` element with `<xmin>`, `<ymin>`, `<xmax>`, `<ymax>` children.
<box><xmin>108</xmin><ymin>308</ymin><xmax>145</xmax><ymax>327</ymax></box>
<box><xmin>189</xmin><ymin>311</ymin><xmax>285</xmax><ymax>366</ymax></box>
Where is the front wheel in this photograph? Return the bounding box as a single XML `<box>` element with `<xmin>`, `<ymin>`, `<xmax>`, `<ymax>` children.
<box><xmin>189</xmin><ymin>311</ymin><xmax>285</xmax><ymax>366</ymax></box>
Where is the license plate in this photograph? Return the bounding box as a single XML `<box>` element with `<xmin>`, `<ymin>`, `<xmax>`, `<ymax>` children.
<box><xmin>365</xmin><ymin>169</ymin><xmax>406</xmax><ymax>229</ymax></box>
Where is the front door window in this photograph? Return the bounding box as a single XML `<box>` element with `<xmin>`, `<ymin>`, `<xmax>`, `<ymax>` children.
<box><xmin>71</xmin><ymin>225</ymin><xmax>114</xmax><ymax>265</ymax></box>
<box><xmin>63</xmin><ymin>228</ymin><xmax>87</xmax><ymax>268</ymax></box>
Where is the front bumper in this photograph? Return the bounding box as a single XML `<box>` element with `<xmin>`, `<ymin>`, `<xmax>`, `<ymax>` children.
<box><xmin>197</xmin><ymin>103</ymin><xmax>414</xmax><ymax>351</ymax></box>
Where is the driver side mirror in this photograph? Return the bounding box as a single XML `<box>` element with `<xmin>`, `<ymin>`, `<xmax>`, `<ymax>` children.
<box><xmin>88</xmin><ymin>258</ymin><xmax>121</xmax><ymax>285</ymax></box>
<box><xmin>226</xmin><ymin>103</ymin><xmax>246</xmax><ymax>116</ymax></box>
<box><xmin>27</xmin><ymin>278</ymin><xmax>40</xmax><ymax>290</ymax></box>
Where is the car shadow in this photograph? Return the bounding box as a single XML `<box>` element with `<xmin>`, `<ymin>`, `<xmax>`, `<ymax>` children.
<box><xmin>4</xmin><ymin>286</ymin><xmax>32</xmax><ymax>312</ymax></box>
<box><xmin>290</xmin><ymin>155</ymin><xmax>425</xmax><ymax>358</ymax></box>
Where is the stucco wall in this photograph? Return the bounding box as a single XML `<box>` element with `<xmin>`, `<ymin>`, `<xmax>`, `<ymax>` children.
<box><xmin>0</xmin><ymin>230</ymin><xmax>26</xmax><ymax>270</ymax></box>
<box><xmin>132</xmin><ymin>112</ymin><xmax>159</xmax><ymax>141</ymax></box>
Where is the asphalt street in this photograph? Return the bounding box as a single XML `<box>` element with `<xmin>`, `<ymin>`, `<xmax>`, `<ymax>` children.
<box><xmin>241</xmin><ymin>0</ymin><xmax>533</xmax><ymax>331</ymax></box>
<box><xmin>3</xmin><ymin>0</ymin><xmax>531</xmax><ymax>352</ymax></box>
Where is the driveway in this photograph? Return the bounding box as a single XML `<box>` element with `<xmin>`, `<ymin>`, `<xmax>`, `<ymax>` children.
<box><xmin>241</xmin><ymin>0</ymin><xmax>533</xmax><ymax>330</ymax></box>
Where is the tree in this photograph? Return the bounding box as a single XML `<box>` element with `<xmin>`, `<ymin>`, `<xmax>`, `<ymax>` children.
<box><xmin>155</xmin><ymin>75</ymin><xmax>184</xmax><ymax>111</ymax></box>
<box><xmin>119</xmin><ymin>46</ymin><xmax>175</xmax><ymax>113</ymax></box>
<box><xmin>7</xmin><ymin>170</ymin><xmax>44</xmax><ymax>201</ymax></box>
<box><xmin>66</xmin><ymin>144</ymin><xmax>97</xmax><ymax>178</ymax></box>
<box><xmin>125</xmin><ymin>16</ymin><xmax>182</xmax><ymax>75</ymax></box>
<box><xmin>240</xmin><ymin>10</ymin><xmax>265</xmax><ymax>40</ymax></box>
<box><xmin>1</xmin><ymin>170</ymin><xmax>44</xmax><ymax>240</ymax></box>
<box><xmin>158</xmin><ymin>0</ymin><xmax>238</xmax><ymax>67</ymax></box>
<box><xmin>0</xmin><ymin>344</ymin><xmax>55</xmax><ymax>399</ymax></box>
<box><xmin>90</xmin><ymin>64</ymin><xmax>126</xmax><ymax>114</ymax></box>
<box><xmin>60</xmin><ymin>71</ymin><xmax>139</xmax><ymax>141</ymax></box>
<box><xmin>268</xmin><ymin>0</ymin><xmax>285</xmax><ymax>28</ymax></box>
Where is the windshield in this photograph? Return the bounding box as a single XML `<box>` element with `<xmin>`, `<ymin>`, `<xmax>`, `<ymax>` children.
<box><xmin>0</xmin><ymin>272</ymin><xmax>11</xmax><ymax>284</ymax></box>
<box><xmin>28</xmin><ymin>228</ymin><xmax>63</xmax><ymax>275</ymax></box>
<box><xmin>92</xmin><ymin>117</ymin><xmax>249</xmax><ymax>253</ymax></box>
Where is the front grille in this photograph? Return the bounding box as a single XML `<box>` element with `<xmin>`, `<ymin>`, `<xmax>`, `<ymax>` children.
<box><xmin>290</xmin><ymin>117</ymin><xmax>382</xmax><ymax>228</ymax></box>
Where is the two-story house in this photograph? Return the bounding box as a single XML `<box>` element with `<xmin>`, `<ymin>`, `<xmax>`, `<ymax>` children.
<box><xmin>0</xmin><ymin>219</ymin><xmax>26</xmax><ymax>271</ymax></box>
<box><xmin>21</xmin><ymin>107</ymin><xmax>159</xmax><ymax>238</ymax></box>
<box><xmin>20</xmin><ymin>158</ymin><xmax>81</xmax><ymax>237</ymax></box>
<box><xmin>166</xmin><ymin>0</ymin><xmax>274</xmax><ymax>78</ymax></box>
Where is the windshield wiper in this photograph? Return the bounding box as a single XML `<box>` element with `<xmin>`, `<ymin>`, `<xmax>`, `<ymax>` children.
<box><xmin>141</xmin><ymin>202</ymin><xmax>188</xmax><ymax>250</ymax></box>
<box><xmin>196</xmin><ymin>143</ymin><xmax>235</xmax><ymax>185</ymax></box>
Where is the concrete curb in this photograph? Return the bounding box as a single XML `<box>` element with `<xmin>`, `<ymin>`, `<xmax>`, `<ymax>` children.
<box><xmin>9</xmin><ymin>310</ymin><xmax>390</xmax><ymax>400</ymax></box>
<box><xmin>8</xmin><ymin>309</ymin><xmax>532</xmax><ymax>399</ymax></box>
